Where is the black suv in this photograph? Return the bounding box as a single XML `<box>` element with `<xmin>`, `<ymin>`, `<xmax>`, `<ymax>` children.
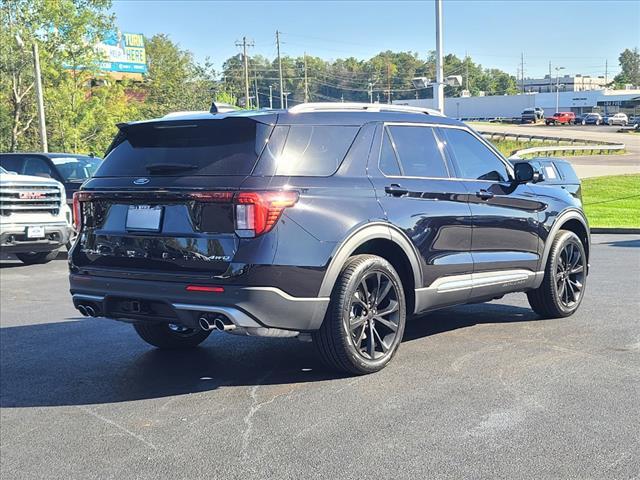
<box><xmin>69</xmin><ymin>103</ymin><xmax>590</xmax><ymax>374</ymax></box>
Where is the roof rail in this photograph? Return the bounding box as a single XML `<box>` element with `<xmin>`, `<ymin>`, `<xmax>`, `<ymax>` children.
<box><xmin>288</xmin><ymin>102</ymin><xmax>444</xmax><ymax>117</ymax></box>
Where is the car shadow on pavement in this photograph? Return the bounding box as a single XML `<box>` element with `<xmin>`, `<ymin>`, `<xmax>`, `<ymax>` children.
<box><xmin>0</xmin><ymin>250</ymin><xmax>68</xmax><ymax>268</ymax></box>
<box><xmin>0</xmin><ymin>303</ymin><xmax>541</xmax><ymax>408</ymax></box>
<box><xmin>600</xmin><ymin>238</ymin><xmax>640</xmax><ymax>248</ymax></box>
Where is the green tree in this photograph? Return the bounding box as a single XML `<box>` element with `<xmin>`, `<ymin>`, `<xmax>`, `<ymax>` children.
<box><xmin>0</xmin><ymin>0</ymin><xmax>113</xmax><ymax>152</ymax></box>
<box><xmin>142</xmin><ymin>34</ymin><xmax>216</xmax><ymax>117</ymax></box>
<box><xmin>614</xmin><ymin>48</ymin><xmax>640</xmax><ymax>87</ymax></box>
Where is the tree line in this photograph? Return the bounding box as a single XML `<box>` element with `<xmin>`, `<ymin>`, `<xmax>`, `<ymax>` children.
<box><xmin>2</xmin><ymin>0</ymin><xmax>638</xmax><ymax>156</ymax></box>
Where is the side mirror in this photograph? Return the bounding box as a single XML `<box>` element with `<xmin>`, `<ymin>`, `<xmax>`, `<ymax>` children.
<box><xmin>513</xmin><ymin>162</ymin><xmax>535</xmax><ymax>184</ymax></box>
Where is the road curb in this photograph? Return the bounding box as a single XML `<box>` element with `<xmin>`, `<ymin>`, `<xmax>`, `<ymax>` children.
<box><xmin>591</xmin><ymin>227</ymin><xmax>640</xmax><ymax>234</ymax></box>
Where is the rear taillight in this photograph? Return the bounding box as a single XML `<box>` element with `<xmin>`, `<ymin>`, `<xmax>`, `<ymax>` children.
<box><xmin>72</xmin><ymin>192</ymin><xmax>82</xmax><ymax>230</ymax></box>
<box><xmin>235</xmin><ymin>191</ymin><xmax>299</xmax><ymax>237</ymax></box>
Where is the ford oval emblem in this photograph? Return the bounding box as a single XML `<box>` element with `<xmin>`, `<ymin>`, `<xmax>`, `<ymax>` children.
<box><xmin>133</xmin><ymin>178</ymin><xmax>150</xmax><ymax>185</ymax></box>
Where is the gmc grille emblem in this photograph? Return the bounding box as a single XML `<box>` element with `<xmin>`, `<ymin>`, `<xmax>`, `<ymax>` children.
<box><xmin>133</xmin><ymin>178</ymin><xmax>150</xmax><ymax>185</ymax></box>
<box><xmin>19</xmin><ymin>192</ymin><xmax>46</xmax><ymax>199</ymax></box>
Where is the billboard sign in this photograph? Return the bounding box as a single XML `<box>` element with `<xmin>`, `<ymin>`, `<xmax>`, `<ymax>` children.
<box><xmin>96</xmin><ymin>31</ymin><xmax>147</xmax><ymax>74</ymax></box>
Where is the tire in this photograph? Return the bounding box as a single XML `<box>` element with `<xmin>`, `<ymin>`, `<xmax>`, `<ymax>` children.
<box><xmin>133</xmin><ymin>322</ymin><xmax>211</xmax><ymax>349</ymax></box>
<box><xmin>527</xmin><ymin>230</ymin><xmax>587</xmax><ymax>318</ymax></box>
<box><xmin>15</xmin><ymin>250</ymin><xmax>59</xmax><ymax>265</ymax></box>
<box><xmin>313</xmin><ymin>254</ymin><xmax>407</xmax><ymax>375</ymax></box>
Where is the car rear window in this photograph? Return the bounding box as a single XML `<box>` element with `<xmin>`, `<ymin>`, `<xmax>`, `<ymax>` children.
<box><xmin>95</xmin><ymin>118</ymin><xmax>272</xmax><ymax>177</ymax></box>
<box><xmin>254</xmin><ymin>125</ymin><xmax>359</xmax><ymax>176</ymax></box>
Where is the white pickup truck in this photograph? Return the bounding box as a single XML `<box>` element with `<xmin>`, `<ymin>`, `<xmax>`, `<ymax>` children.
<box><xmin>0</xmin><ymin>166</ymin><xmax>72</xmax><ymax>264</ymax></box>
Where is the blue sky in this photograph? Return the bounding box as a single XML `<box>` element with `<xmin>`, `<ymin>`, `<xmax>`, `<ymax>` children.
<box><xmin>112</xmin><ymin>0</ymin><xmax>639</xmax><ymax>78</ymax></box>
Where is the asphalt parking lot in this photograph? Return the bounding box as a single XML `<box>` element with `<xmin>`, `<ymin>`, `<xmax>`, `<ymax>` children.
<box><xmin>1</xmin><ymin>234</ymin><xmax>639</xmax><ymax>479</ymax></box>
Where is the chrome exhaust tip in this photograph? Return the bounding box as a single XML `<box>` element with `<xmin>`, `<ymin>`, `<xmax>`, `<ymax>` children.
<box><xmin>77</xmin><ymin>305</ymin><xmax>88</xmax><ymax>317</ymax></box>
<box><xmin>85</xmin><ymin>305</ymin><xmax>97</xmax><ymax>317</ymax></box>
<box><xmin>199</xmin><ymin>316</ymin><xmax>215</xmax><ymax>331</ymax></box>
<box><xmin>214</xmin><ymin>316</ymin><xmax>236</xmax><ymax>332</ymax></box>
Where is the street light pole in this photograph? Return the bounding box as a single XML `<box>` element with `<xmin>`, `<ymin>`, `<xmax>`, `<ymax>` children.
<box><xmin>32</xmin><ymin>41</ymin><xmax>48</xmax><ymax>152</ymax></box>
<box><xmin>555</xmin><ymin>66</ymin><xmax>565</xmax><ymax>113</ymax></box>
<box><xmin>16</xmin><ymin>34</ymin><xmax>48</xmax><ymax>152</ymax></box>
<box><xmin>434</xmin><ymin>0</ymin><xmax>444</xmax><ymax>114</ymax></box>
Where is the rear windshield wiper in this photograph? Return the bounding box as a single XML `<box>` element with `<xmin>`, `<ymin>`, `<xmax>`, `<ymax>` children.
<box><xmin>145</xmin><ymin>163</ymin><xmax>199</xmax><ymax>173</ymax></box>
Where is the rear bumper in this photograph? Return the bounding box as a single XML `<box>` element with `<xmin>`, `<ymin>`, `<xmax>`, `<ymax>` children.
<box><xmin>69</xmin><ymin>274</ymin><xmax>330</xmax><ymax>331</ymax></box>
<box><xmin>1</xmin><ymin>222</ymin><xmax>71</xmax><ymax>252</ymax></box>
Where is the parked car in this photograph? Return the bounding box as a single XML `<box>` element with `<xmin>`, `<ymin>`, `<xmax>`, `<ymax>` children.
<box><xmin>603</xmin><ymin>112</ymin><xmax>628</xmax><ymax>126</ymax></box>
<box><xmin>69</xmin><ymin>103</ymin><xmax>590</xmax><ymax>374</ymax></box>
<box><xmin>628</xmin><ymin>116</ymin><xmax>640</xmax><ymax>128</ymax></box>
<box><xmin>521</xmin><ymin>107</ymin><xmax>544</xmax><ymax>123</ymax></box>
<box><xmin>545</xmin><ymin>112</ymin><xmax>576</xmax><ymax>125</ymax></box>
<box><xmin>0</xmin><ymin>166</ymin><xmax>72</xmax><ymax>264</ymax></box>
<box><xmin>582</xmin><ymin>113</ymin><xmax>603</xmax><ymax>125</ymax></box>
<box><xmin>0</xmin><ymin>153</ymin><xmax>102</xmax><ymax>204</ymax></box>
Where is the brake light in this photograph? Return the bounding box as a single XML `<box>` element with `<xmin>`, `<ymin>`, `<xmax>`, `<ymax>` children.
<box><xmin>234</xmin><ymin>191</ymin><xmax>299</xmax><ymax>237</ymax></box>
<box><xmin>72</xmin><ymin>192</ymin><xmax>82</xmax><ymax>230</ymax></box>
<box><xmin>186</xmin><ymin>285</ymin><xmax>225</xmax><ymax>293</ymax></box>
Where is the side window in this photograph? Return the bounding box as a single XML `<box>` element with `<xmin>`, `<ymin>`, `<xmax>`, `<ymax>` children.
<box><xmin>378</xmin><ymin>130</ymin><xmax>401</xmax><ymax>176</ymax></box>
<box><xmin>385</xmin><ymin>125</ymin><xmax>449</xmax><ymax>178</ymax></box>
<box><xmin>440</xmin><ymin>128</ymin><xmax>510</xmax><ymax>182</ymax></box>
<box><xmin>22</xmin><ymin>157</ymin><xmax>55</xmax><ymax>178</ymax></box>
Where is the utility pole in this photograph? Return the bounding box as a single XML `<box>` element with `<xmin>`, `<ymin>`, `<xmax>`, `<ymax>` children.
<box><xmin>605</xmin><ymin>59</ymin><xmax>608</xmax><ymax>86</ymax></box>
<box><xmin>549</xmin><ymin>61</ymin><xmax>553</xmax><ymax>93</ymax></box>
<box><xmin>269</xmin><ymin>85</ymin><xmax>273</xmax><ymax>109</ymax></box>
<box><xmin>555</xmin><ymin>66</ymin><xmax>565</xmax><ymax>113</ymax></box>
<box><xmin>276</xmin><ymin>30</ymin><xmax>284</xmax><ymax>108</ymax></box>
<box><xmin>368</xmin><ymin>82</ymin><xmax>374</xmax><ymax>103</ymax></box>
<box><xmin>235</xmin><ymin>36</ymin><xmax>254</xmax><ymax>108</ymax></box>
<box><xmin>32</xmin><ymin>42</ymin><xmax>47</xmax><ymax>152</ymax></box>
<box><xmin>387</xmin><ymin>63</ymin><xmax>392</xmax><ymax>104</ymax></box>
<box><xmin>254</xmin><ymin>72</ymin><xmax>260</xmax><ymax>109</ymax></box>
<box><xmin>434</xmin><ymin>0</ymin><xmax>444</xmax><ymax>113</ymax></box>
<box><xmin>465</xmin><ymin>51</ymin><xmax>469</xmax><ymax>91</ymax></box>
<box><xmin>520</xmin><ymin>52</ymin><xmax>525</xmax><ymax>94</ymax></box>
<box><xmin>303</xmin><ymin>52</ymin><xmax>309</xmax><ymax>103</ymax></box>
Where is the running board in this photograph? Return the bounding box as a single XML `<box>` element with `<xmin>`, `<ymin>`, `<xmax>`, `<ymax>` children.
<box><xmin>414</xmin><ymin>269</ymin><xmax>543</xmax><ymax>313</ymax></box>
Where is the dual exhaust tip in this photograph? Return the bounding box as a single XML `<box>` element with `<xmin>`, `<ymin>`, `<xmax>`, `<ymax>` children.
<box><xmin>77</xmin><ymin>303</ymin><xmax>99</xmax><ymax>317</ymax></box>
<box><xmin>199</xmin><ymin>314</ymin><xmax>236</xmax><ymax>332</ymax></box>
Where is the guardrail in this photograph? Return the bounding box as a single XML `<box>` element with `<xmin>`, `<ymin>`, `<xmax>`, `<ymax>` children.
<box><xmin>477</xmin><ymin>130</ymin><xmax>620</xmax><ymax>145</ymax></box>
<box><xmin>509</xmin><ymin>143</ymin><xmax>626</xmax><ymax>159</ymax></box>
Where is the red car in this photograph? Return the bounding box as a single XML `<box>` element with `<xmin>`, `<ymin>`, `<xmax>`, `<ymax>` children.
<box><xmin>546</xmin><ymin>112</ymin><xmax>575</xmax><ymax>125</ymax></box>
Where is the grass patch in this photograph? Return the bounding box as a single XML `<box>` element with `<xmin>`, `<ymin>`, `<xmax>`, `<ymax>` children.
<box><xmin>582</xmin><ymin>174</ymin><xmax>640</xmax><ymax>228</ymax></box>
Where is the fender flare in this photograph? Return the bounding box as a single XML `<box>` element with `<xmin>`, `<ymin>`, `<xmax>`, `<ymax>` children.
<box><xmin>539</xmin><ymin>208</ymin><xmax>590</xmax><ymax>272</ymax></box>
<box><xmin>317</xmin><ymin>222</ymin><xmax>423</xmax><ymax>298</ymax></box>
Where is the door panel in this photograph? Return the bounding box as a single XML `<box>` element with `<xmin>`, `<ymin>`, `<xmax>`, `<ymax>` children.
<box><xmin>369</xmin><ymin>124</ymin><xmax>474</xmax><ymax>312</ymax></box>
<box><xmin>437</xmin><ymin>126</ymin><xmax>544</xmax><ymax>299</ymax></box>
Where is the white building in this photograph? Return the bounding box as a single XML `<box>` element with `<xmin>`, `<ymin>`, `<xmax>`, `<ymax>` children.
<box><xmin>394</xmin><ymin>89</ymin><xmax>640</xmax><ymax>119</ymax></box>
<box><xmin>523</xmin><ymin>74</ymin><xmax>608</xmax><ymax>93</ymax></box>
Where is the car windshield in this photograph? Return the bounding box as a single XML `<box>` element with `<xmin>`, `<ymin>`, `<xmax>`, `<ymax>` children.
<box><xmin>0</xmin><ymin>166</ymin><xmax>7</xmax><ymax>174</ymax></box>
<box><xmin>50</xmin><ymin>156</ymin><xmax>102</xmax><ymax>182</ymax></box>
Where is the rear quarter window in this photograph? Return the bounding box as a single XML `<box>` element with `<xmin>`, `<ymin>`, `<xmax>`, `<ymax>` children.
<box><xmin>254</xmin><ymin>125</ymin><xmax>359</xmax><ymax>176</ymax></box>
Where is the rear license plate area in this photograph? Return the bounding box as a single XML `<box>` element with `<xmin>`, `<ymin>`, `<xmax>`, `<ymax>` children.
<box><xmin>126</xmin><ymin>205</ymin><xmax>163</xmax><ymax>232</ymax></box>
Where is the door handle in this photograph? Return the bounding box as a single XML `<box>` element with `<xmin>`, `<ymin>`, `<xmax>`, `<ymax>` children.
<box><xmin>385</xmin><ymin>184</ymin><xmax>409</xmax><ymax>197</ymax></box>
<box><xmin>476</xmin><ymin>189</ymin><xmax>494</xmax><ymax>200</ymax></box>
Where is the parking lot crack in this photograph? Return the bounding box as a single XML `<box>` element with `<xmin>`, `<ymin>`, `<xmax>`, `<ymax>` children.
<box><xmin>77</xmin><ymin>406</ymin><xmax>158</xmax><ymax>451</ymax></box>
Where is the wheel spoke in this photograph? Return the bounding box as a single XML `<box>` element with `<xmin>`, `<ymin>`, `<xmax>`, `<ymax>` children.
<box><xmin>376</xmin><ymin>279</ymin><xmax>393</xmax><ymax>306</ymax></box>
<box><xmin>355</xmin><ymin>324</ymin><xmax>367</xmax><ymax>349</ymax></box>
<box><xmin>350</xmin><ymin>316</ymin><xmax>367</xmax><ymax>331</ymax></box>
<box><xmin>373</xmin><ymin>272</ymin><xmax>382</xmax><ymax>304</ymax></box>
<box><xmin>570</xmin><ymin>265</ymin><xmax>584</xmax><ymax>275</ymax></box>
<box><xmin>558</xmin><ymin>279</ymin><xmax>566</xmax><ymax>299</ymax></box>
<box><xmin>372</xmin><ymin>326</ymin><xmax>389</xmax><ymax>353</ymax></box>
<box><xmin>367</xmin><ymin>322</ymin><xmax>376</xmax><ymax>358</ymax></box>
<box><xmin>373</xmin><ymin>315</ymin><xmax>398</xmax><ymax>332</ymax></box>
<box><xmin>360</xmin><ymin>278</ymin><xmax>370</xmax><ymax>304</ymax></box>
<box><xmin>377</xmin><ymin>300</ymin><xmax>399</xmax><ymax>317</ymax></box>
<box><xmin>352</xmin><ymin>292</ymin><xmax>367</xmax><ymax>309</ymax></box>
<box><xmin>569</xmin><ymin>278</ymin><xmax>582</xmax><ymax>292</ymax></box>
